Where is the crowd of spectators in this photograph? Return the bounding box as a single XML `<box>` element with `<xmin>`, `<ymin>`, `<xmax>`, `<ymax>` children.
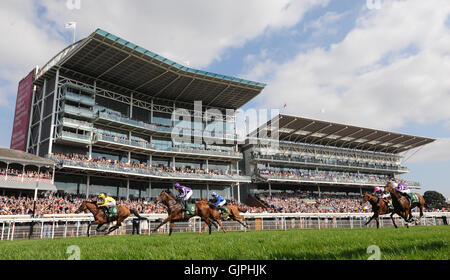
<box><xmin>0</xmin><ymin>168</ymin><xmax>52</xmax><ymax>180</ymax></box>
<box><xmin>256</xmin><ymin>192</ymin><xmax>369</xmax><ymax>213</ymax></box>
<box><xmin>251</xmin><ymin>151</ymin><xmax>404</xmax><ymax>171</ymax></box>
<box><xmin>0</xmin><ymin>194</ymin><xmax>167</xmax><ymax>216</ymax></box>
<box><xmin>54</xmin><ymin>153</ymin><xmax>234</xmax><ymax>177</ymax></box>
<box><xmin>0</xmin><ymin>190</ymin><xmax>446</xmax><ymax>216</ymax></box>
<box><xmin>257</xmin><ymin>168</ymin><xmax>391</xmax><ymax>185</ymax></box>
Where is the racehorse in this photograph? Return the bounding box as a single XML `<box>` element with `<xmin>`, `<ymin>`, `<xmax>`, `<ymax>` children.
<box><xmin>153</xmin><ymin>190</ymin><xmax>225</xmax><ymax>236</ymax></box>
<box><xmin>76</xmin><ymin>201</ymin><xmax>147</xmax><ymax>237</ymax></box>
<box><xmin>361</xmin><ymin>192</ymin><xmax>395</xmax><ymax>228</ymax></box>
<box><xmin>205</xmin><ymin>203</ymin><xmax>249</xmax><ymax>233</ymax></box>
<box><xmin>384</xmin><ymin>182</ymin><xmax>425</xmax><ymax>225</ymax></box>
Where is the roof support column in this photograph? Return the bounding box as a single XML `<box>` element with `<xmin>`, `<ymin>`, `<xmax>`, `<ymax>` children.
<box><xmin>268</xmin><ymin>181</ymin><xmax>272</xmax><ymax>197</ymax></box>
<box><xmin>88</xmin><ymin>143</ymin><xmax>92</xmax><ymax>160</ymax></box>
<box><xmin>130</xmin><ymin>93</ymin><xmax>133</xmax><ymax>119</ymax></box>
<box><xmin>51</xmin><ymin>166</ymin><xmax>55</xmax><ymax>184</ymax></box>
<box><xmin>21</xmin><ymin>165</ymin><xmax>25</xmax><ymax>183</ymax></box>
<box><xmin>148</xmin><ymin>180</ymin><xmax>152</xmax><ymax>199</ymax></box>
<box><xmin>26</xmin><ymin>69</ymin><xmax>38</xmax><ymax>152</ymax></box>
<box><xmin>172</xmin><ymin>157</ymin><xmax>176</xmax><ymax>171</ymax></box>
<box><xmin>86</xmin><ymin>175</ymin><xmax>90</xmax><ymax>199</ymax></box>
<box><xmin>36</xmin><ymin>79</ymin><xmax>47</xmax><ymax>156</ymax></box>
<box><xmin>150</xmin><ymin>99</ymin><xmax>153</xmax><ymax>123</ymax></box>
<box><xmin>48</xmin><ymin>68</ymin><xmax>60</xmax><ymax>156</ymax></box>
<box><xmin>126</xmin><ymin>178</ymin><xmax>130</xmax><ymax>201</ymax></box>
<box><xmin>237</xmin><ymin>182</ymin><xmax>241</xmax><ymax>204</ymax></box>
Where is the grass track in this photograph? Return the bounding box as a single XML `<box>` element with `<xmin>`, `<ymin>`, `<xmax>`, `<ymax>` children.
<box><xmin>0</xmin><ymin>226</ymin><xmax>448</xmax><ymax>260</ymax></box>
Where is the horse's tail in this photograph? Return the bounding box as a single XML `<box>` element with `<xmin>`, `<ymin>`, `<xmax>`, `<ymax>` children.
<box><xmin>130</xmin><ymin>209</ymin><xmax>148</xmax><ymax>220</ymax></box>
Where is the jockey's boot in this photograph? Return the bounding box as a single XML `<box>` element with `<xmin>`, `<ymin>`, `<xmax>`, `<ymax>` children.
<box><xmin>110</xmin><ymin>206</ymin><xmax>117</xmax><ymax>217</ymax></box>
<box><xmin>103</xmin><ymin>206</ymin><xmax>110</xmax><ymax>217</ymax></box>
<box><xmin>180</xmin><ymin>199</ymin><xmax>187</xmax><ymax>212</ymax></box>
<box><xmin>220</xmin><ymin>206</ymin><xmax>229</xmax><ymax>219</ymax></box>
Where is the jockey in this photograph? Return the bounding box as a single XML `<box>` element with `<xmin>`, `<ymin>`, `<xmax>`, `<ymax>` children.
<box><xmin>97</xmin><ymin>193</ymin><xmax>117</xmax><ymax>217</ymax></box>
<box><xmin>392</xmin><ymin>179</ymin><xmax>412</xmax><ymax>203</ymax></box>
<box><xmin>375</xmin><ymin>186</ymin><xmax>392</xmax><ymax>208</ymax></box>
<box><xmin>174</xmin><ymin>183</ymin><xmax>193</xmax><ymax>210</ymax></box>
<box><xmin>211</xmin><ymin>192</ymin><xmax>228</xmax><ymax>216</ymax></box>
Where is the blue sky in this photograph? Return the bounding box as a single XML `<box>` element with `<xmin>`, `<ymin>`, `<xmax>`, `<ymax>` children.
<box><xmin>1</xmin><ymin>0</ymin><xmax>449</xmax><ymax>198</ymax></box>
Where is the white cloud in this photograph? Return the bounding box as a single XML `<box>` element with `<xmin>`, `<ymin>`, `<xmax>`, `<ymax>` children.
<box><xmin>0</xmin><ymin>0</ymin><xmax>328</xmax><ymax>109</ymax></box>
<box><xmin>37</xmin><ymin>0</ymin><xmax>329</xmax><ymax>68</ymax></box>
<box><xmin>403</xmin><ymin>138</ymin><xmax>450</xmax><ymax>164</ymax></box>
<box><xmin>245</xmin><ymin>0</ymin><xmax>450</xmax><ymax>131</ymax></box>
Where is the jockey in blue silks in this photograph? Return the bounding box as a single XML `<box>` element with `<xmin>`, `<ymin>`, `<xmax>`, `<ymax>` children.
<box><xmin>211</xmin><ymin>192</ymin><xmax>228</xmax><ymax>216</ymax></box>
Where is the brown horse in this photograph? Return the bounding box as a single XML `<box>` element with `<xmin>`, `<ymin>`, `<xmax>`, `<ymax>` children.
<box><xmin>153</xmin><ymin>190</ymin><xmax>225</xmax><ymax>236</ymax></box>
<box><xmin>362</xmin><ymin>192</ymin><xmax>395</xmax><ymax>228</ymax></box>
<box><xmin>204</xmin><ymin>203</ymin><xmax>249</xmax><ymax>233</ymax></box>
<box><xmin>75</xmin><ymin>201</ymin><xmax>147</xmax><ymax>237</ymax></box>
<box><xmin>385</xmin><ymin>182</ymin><xmax>425</xmax><ymax>225</ymax></box>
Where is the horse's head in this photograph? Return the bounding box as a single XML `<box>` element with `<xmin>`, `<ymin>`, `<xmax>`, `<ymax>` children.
<box><xmin>156</xmin><ymin>190</ymin><xmax>173</xmax><ymax>203</ymax></box>
<box><xmin>75</xmin><ymin>201</ymin><xmax>88</xmax><ymax>214</ymax></box>
<box><xmin>384</xmin><ymin>181</ymin><xmax>394</xmax><ymax>193</ymax></box>
<box><xmin>361</xmin><ymin>192</ymin><xmax>370</xmax><ymax>205</ymax></box>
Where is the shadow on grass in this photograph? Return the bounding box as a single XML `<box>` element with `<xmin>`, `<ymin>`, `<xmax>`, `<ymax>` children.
<box><xmin>265</xmin><ymin>240</ymin><xmax>448</xmax><ymax>260</ymax></box>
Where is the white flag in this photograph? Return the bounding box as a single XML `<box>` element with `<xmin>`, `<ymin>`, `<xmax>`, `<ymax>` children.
<box><xmin>65</xmin><ymin>22</ymin><xmax>77</xmax><ymax>29</ymax></box>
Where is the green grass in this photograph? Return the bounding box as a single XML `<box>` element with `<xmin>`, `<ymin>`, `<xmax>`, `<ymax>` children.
<box><xmin>0</xmin><ymin>226</ymin><xmax>448</xmax><ymax>260</ymax></box>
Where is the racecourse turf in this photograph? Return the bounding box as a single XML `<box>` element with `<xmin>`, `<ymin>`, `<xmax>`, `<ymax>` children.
<box><xmin>0</xmin><ymin>226</ymin><xmax>448</xmax><ymax>260</ymax></box>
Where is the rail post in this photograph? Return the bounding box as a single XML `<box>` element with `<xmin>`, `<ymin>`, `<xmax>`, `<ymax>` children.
<box><xmin>1</xmin><ymin>222</ymin><xmax>4</xmax><ymax>240</ymax></box>
<box><xmin>7</xmin><ymin>222</ymin><xmax>11</xmax><ymax>240</ymax></box>
<box><xmin>11</xmin><ymin>222</ymin><xmax>15</xmax><ymax>241</ymax></box>
<box><xmin>317</xmin><ymin>217</ymin><xmax>320</xmax><ymax>230</ymax></box>
<box><xmin>64</xmin><ymin>221</ymin><xmax>68</xmax><ymax>238</ymax></box>
<box><xmin>350</xmin><ymin>216</ymin><xmax>353</xmax><ymax>229</ymax></box>
<box><xmin>51</xmin><ymin>220</ymin><xmax>55</xmax><ymax>239</ymax></box>
<box><xmin>40</xmin><ymin>221</ymin><xmax>44</xmax><ymax>239</ymax></box>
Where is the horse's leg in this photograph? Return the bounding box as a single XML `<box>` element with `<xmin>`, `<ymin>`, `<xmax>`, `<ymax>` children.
<box><xmin>366</xmin><ymin>214</ymin><xmax>375</xmax><ymax>226</ymax></box>
<box><xmin>375</xmin><ymin>216</ymin><xmax>380</xmax><ymax>229</ymax></box>
<box><xmin>214</xmin><ymin>217</ymin><xmax>227</xmax><ymax>234</ymax></box>
<box><xmin>96</xmin><ymin>223</ymin><xmax>108</xmax><ymax>232</ymax></box>
<box><xmin>153</xmin><ymin>217</ymin><xmax>170</xmax><ymax>233</ymax></box>
<box><xmin>169</xmin><ymin>222</ymin><xmax>175</xmax><ymax>236</ymax></box>
<box><xmin>200</xmin><ymin>221</ymin><xmax>209</xmax><ymax>235</ymax></box>
<box><xmin>390</xmin><ymin>212</ymin><xmax>398</xmax><ymax>228</ymax></box>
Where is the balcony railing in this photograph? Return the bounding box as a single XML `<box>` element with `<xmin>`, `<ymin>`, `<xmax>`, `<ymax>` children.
<box><xmin>95</xmin><ymin>109</ymin><xmax>238</xmax><ymax>141</ymax></box>
<box><xmin>251</xmin><ymin>154</ymin><xmax>408</xmax><ymax>173</ymax></box>
<box><xmin>63</xmin><ymin>105</ymin><xmax>95</xmax><ymax>119</ymax></box>
<box><xmin>94</xmin><ymin>134</ymin><xmax>243</xmax><ymax>159</ymax></box>
<box><xmin>63</xmin><ymin>91</ymin><xmax>95</xmax><ymax>106</ymax></box>
<box><xmin>51</xmin><ymin>156</ymin><xmax>250</xmax><ymax>182</ymax></box>
<box><xmin>257</xmin><ymin>172</ymin><xmax>421</xmax><ymax>187</ymax></box>
<box><xmin>59</xmin><ymin>131</ymin><xmax>91</xmax><ymax>143</ymax></box>
<box><xmin>62</xmin><ymin>118</ymin><xmax>93</xmax><ymax>131</ymax></box>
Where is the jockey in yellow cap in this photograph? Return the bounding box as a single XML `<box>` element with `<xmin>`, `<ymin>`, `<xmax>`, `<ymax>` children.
<box><xmin>97</xmin><ymin>193</ymin><xmax>117</xmax><ymax>217</ymax></box>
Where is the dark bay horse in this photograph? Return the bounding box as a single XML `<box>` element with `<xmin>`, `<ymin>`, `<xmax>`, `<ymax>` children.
<box><xmin>153</xmin><ymin>190</ymin><xmax>223</xmax><ymax>236</ymax></box>
<box><xmin>385</xmin><ymin>182</ymin><xmax>425</xmax><ymax>225</ymax></box>
<box><xmin>76</xmin><ymin>201</ymin><xmax>147</xmax><ymax>237</ymax></box>
<box><xmin>362</xmin><ymin>192</ymin><xmax>395</xmax><ymax>228</ymax></box>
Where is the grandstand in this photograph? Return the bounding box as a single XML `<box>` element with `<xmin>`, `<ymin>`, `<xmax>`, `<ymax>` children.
<box><xmin>20</xmin><ymin>29</ymin><xmax>265</xmax><ymax>201</ymax></box>
<box><xmin>0</xmin><ymin>148</ymin><xmax>56</xmax><ymax>197</ymax></box>
<box><xmin>9</xmin><ymin>28</ymin><xmax>435</xmax><ymax>206</ymax></box>
<box><xmin>241</xmin><ymin>114</ymin><xmax>435</xmax><ymax>203</ymax></box>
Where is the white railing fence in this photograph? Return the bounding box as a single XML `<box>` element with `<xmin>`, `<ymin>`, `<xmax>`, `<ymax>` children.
<box><xmin>0</xmin><ymin>212</ymin><xmax>448</xmax><ymax>241</ymax></box>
